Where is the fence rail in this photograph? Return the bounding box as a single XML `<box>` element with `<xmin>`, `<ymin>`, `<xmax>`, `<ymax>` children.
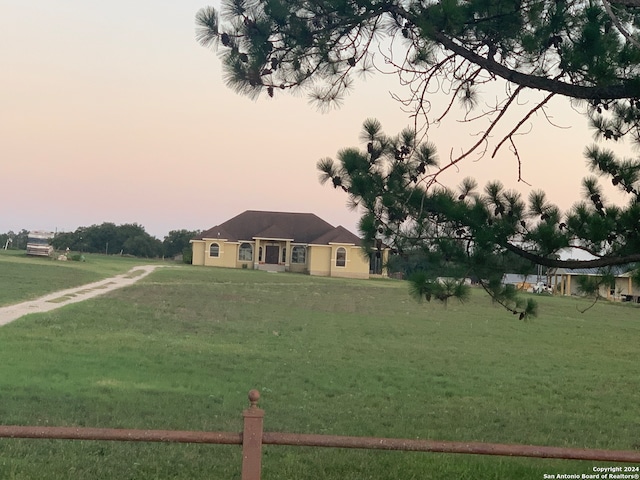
<box><xmin>1</xmin><ymin>389</ymin><xmax>638</xmax><ymax>479</ymax></box>
<box><xmin>0</xmin><ymin>425</ymin><xmax>241</xmax><ymax>444</ymax></box>
<box><xmin>261</xmin><ymin>432</ymin><xmax>640</xmax><ymax>462</ymax></box>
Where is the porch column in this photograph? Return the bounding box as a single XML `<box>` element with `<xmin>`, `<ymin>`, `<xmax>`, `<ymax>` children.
<box><xmin>254</xmin><ymin>238</ymin><xmax>261</xmax><ymax>270</ymax></box>
<box><xmin>284</xmin><ymin>240</ymin><xmax>291</xmax><ymax>269</ymax></box>
<box><xmin>382</xmin><ymin>249</ymin><xmax>389</xmax><ymax>276</ymax></box>
<box><xmin>566</xmin><ymin>274</ymin><xmax>571</xmax><ymax>296</ymax></box>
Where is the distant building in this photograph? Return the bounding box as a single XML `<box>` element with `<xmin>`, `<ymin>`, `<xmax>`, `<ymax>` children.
<box><xmin>26</xmin><ymin>231</ymin><xmax>54</xmax><ymax>257</ymax></box>
<box><xmin>550</xmin><ymin>267</ymin><xmax>640</xmax><ymax>302</ymax></box>
<box><xmin>190</xmin><ymin>210</ymin><xmax>388</xmax><ymax>279</ymax></box>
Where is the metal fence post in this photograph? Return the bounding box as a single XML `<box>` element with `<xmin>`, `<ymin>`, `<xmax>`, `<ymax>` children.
<box><xmin>241</xmin><ymin>389</ymin><xmax>264</xmax><ymax>480</ymax></box>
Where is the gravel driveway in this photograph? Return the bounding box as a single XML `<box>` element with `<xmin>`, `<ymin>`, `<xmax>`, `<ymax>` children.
<box><xmin>0</xmin><ymin>265</ymin><xmax>161</xmax><ymax>326</ymax></box>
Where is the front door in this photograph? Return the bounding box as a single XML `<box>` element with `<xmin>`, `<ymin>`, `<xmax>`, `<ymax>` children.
<box><xmin>265</xmin><ymin>245</ymin><xmax>279</xmax><ymax>264</ymax></box>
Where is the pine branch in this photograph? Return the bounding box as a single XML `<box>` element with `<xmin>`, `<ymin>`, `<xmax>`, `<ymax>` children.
<box><xmin>503</xmin><ymin>243</ymin><xmax>640</xmax><ymax>269</ymax></box>
<box><xmin>432</xmin><ymin>32</ymin><xmax>638</xmax><ymax>100</ymax></box>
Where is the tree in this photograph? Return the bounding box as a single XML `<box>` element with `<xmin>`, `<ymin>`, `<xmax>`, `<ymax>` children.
<box><xmin>197</xmin><ymin>0</ymin><xmax>640</xmax><ymax>317</ymax></box>
<box><xmin>50</xmin><ymin>231</ymin><xmax>77</xmax><ymax>251</ymax></box>
<box><xmin>51</xmin><ymin>223</ymin><xmax>162</xmax><ymax>258</ymax></box>
<box><xmin>162</xmin><ymin>229</ymin><xmax>201</xmax><ymax>259</ymax></box>
<box><xmin>123</xmin><ymin>235</ymin><xmax>163</xmax><ymax>258</ymax></box>
<box><xmin>12</xmin><ymin>230</ymin><xmax>29</xmax><ymax>250</ymax></box>
<box><xmin>0</xmin><ymin>230</ymin><xmax>28</xmax><ymax>250</ymax></box>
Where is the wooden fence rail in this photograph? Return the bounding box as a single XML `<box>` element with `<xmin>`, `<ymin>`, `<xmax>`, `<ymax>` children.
<box><xmin>1</xmin><ymin>389</ymin><xmax>639</xmax><ymax>479</ymax></box>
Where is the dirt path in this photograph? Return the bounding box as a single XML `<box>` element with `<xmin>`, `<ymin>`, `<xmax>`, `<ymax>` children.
<box><xmin>0</xmin><ymin>265</ymin><xmax>161</xmax><ymax>327</ymax></box>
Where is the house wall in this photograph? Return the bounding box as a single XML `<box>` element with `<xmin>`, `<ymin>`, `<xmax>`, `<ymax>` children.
<box><xmin>191</xmin><ymin>241</ymin><xmax>205</xmax><ymax>266</ymax></box>
<box><xmin>308</xmin><ymin>245</ymin><xmax>331</xmax><ymax>276</ymax></box>
<box><xmin>289</xmin><ymin>263</ymin><xmax>308</xmax><ymax>273</ymax></box>
<box><xmin>568</xmin><ymin>275</ymin><xmax>603</xmax><ymax>297</ymax></box>
<box><xmin>288</xmin><ymin>262</ymin><xmax>307</xmax><ymax>274</ymax></box>
<box><xmin>554</xmin><ymin>273</ymin><xmax>640</xmax><ymax>300</ymax></box>
<box><xmin>554</xmin><ymin>274</ymin><xmax>587</xmax><ymax>296</ymax></box>
<box><xmin>308</xmin><ymin>244</ymin><xmax>369</xmax><ymax>279</ymax></box>
<box><xmin>192</xmin><ymin>240</ymin><xmax>240</xmax><ymax>269</ymax></box>
<box><xmin>614</xmin><ymin>277</ymin><xmax>640</xmax><ymax>298</ymax></box>
<box><xmin>220</xmin><ymin>243</ymin><xmax>239</xmax><ymax>268</ymax></box>
<box><xmin>567</xmin><ymin>276</ymin><xmax>581</xmax><ymax>296</ymax></box>
<box><xmin>628</xmin><ymin>278</ymin><xmax>640</xmax><ymax>297</ymax></box>
<box><xmin>329</xmin><ymin>245</ymin><xmax>370</xmax><ymax>279</ymax></box>
<box><xmin>193</xmin><ymin>239</ymin><xmax>372</xmax><ymax>280</ymax></box>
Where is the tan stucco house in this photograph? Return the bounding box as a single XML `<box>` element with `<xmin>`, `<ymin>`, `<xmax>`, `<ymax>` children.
<box><xmin>549</xmin><ymin>266</ymin><xmax>640</xmax><ymax>302</ymax></box>
<box><xmin>190</xmin><ymin>210</ymin><xmax>388</xmax><ymax>279</ymax></box>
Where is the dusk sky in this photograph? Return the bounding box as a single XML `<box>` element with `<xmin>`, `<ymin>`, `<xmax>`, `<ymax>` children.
<box><xmin>2</xmin><ymin>1</ymin><xmax>634</xmax><ymax>239</ymax></box>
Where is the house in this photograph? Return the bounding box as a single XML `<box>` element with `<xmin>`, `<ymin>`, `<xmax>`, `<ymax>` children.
<box><xmin>549</xmin><ymin>266</ymin><xmax>640</xmax><ymax>302</ymax></box>
<box><xmin>190</xmin><ymin>210</ymin><xmax>388</xmax><ymax>279</ymax></box>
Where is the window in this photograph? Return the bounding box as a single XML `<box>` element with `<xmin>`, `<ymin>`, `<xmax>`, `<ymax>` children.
<box><xmin>239</xmin><ymin>242</ymin><xmax>253</xmax><ymax>261</ymax></box>
<box><xmin>336</xmin><ymin>247</ymin><xmax>346</xmax><ymax>267</ymax></box>
<box><xmin>258</xmin><ymin>247</ymin><xmax>263</xmax><ymax>262</ymax></box>
<box><xmin>282</xmin><ymin>247</ymin><xmax>286</xmax><ymax>263</ymax></box>
<box><xmin>209</xmin><ymin>243</ymin><xmax>220</xmax><ymax>257</ymax></box>
<box><xmin>291</xmin><ymin>246</ymin><xmax>306</xmax><ymax>264</ymax></box>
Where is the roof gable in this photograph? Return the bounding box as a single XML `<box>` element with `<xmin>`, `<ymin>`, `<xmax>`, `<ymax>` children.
<box><xmin>254</xmin><ymin>224</ymin><xmax>294</xmax><ymax>240</ymax></box>
<box><xmin>195</xmin><ymin>210</ymin><xmax>361</xmax><ymax>245</ymax></box>
<box><xmin>310</xmin><ymin>225</ymin><xmax>362</xmax><ymax>246</ymax></box>
<box><xmin>199</xmin><ymin>226</ymin><xmax>234</xmax><ymax>241</ymax></box>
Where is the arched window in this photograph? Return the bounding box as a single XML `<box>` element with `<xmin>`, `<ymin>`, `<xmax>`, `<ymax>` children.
<box><xmin>291</xmin><ymin>246</ymin><xmax>306</xmax><ymax>264</ymax></box>
<box><xmin>209</xmin><ymin>243</ymin><xmax>220</xmax><ymax>257</ymax></box>
<box><xmin>336</xmin><ymin>247</ymin><xmax>346</xmax><ymax>267</ymax></box>
<box><xmin>238</xmin><ymin>242</ymin><xmax>253</xmax><ymax>261</ymax></box>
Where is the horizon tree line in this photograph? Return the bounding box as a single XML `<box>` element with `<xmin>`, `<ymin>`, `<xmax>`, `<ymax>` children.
<box><xmin>0</xmin><ymin>224</ymin><xmax>200</xmax><ymax>260</ymax></box>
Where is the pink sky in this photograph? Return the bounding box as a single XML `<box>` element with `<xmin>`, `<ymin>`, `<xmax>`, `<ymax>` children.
<box><xmin>1</xmin><ymin>1</ymin><xmax>633</xmax><ymax>239</ymax></box>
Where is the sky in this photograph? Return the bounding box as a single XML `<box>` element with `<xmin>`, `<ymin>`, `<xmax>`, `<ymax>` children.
<box><xmin>1</xmin><ymin>1</ymin><xmax>635</xmax><ymax>240</ymax></box>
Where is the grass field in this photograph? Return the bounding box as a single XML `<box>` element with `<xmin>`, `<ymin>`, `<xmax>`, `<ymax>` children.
<box><xmin>0</xmin><ymin>257</ymin><xmax>638</xmax><ymax>479</ymax></box>
<box><xmin>0</xmin><ymin>250</ymin><xmax>161</xmax><ymax>306</ymax></box>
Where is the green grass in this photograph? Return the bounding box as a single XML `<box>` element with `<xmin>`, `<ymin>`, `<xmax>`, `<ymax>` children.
<box><xmin>0</xmin><ymin>250</ymin><xmax>161</xmax><ymax>306</ymax></box>
<box><xmin>0</xmin><ymin>266</ymin><xmax>638</xmax><ymax>479</ymax></box>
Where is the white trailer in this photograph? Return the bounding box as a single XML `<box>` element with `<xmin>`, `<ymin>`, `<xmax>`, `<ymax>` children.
<box><xmin>26</xmin><ymin>231</ymin><xmax>54</xmax><ymax>256</ymax></box>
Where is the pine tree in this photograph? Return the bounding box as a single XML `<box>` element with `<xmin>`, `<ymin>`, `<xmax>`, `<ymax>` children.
<box><xmin>197</xmin><ymin>0</ymin><xmax>640</xmax><ymax>317</ymax></box>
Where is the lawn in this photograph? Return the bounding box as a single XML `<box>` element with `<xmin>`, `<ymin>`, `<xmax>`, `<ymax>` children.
<box><xmin>0</xmin><ymin>250</ymin><xmax>163</xmax><ymax>306</ymax></box>
<box><xmin>0</xmin><ymin>265</ymin><xmax>638</xmax><ymax>479</ymax></box>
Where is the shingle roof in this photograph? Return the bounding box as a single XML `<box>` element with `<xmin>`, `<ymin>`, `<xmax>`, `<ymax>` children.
<box><xmin>195</xmin><ymin>226</ymin><xmax>234</xmax><ymax>241</ymax></box>
<box><xmin>254</xmin><ymin>224</ymin><xmax>294</xmax><ymax>240</ymax></box>
<box><xmin>310</xmin><ymin>225</ymin><xmax>361</xmax><ymax>246</ymax></box>
<box><xmin>552</xmin><ymin>266</ymin><xmax>630</xmax><ymax>276</ymax></box>
<box><xmin>196</xmin><ymin>210</ymin><xmax>362</xmax><ymax>246</ymax></box>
